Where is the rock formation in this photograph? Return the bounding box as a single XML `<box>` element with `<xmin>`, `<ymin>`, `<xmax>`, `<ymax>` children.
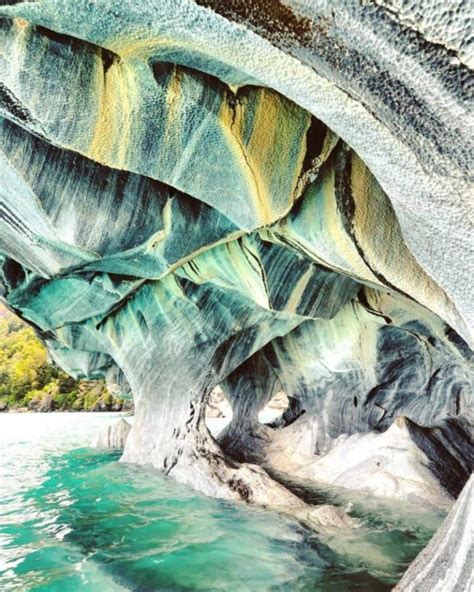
<box><xmin>0</xmin><ymin>0</ymin><xmax>472</xmax><ymax>583</ymax></box>
<box><xmin>93</xmin><ymin>418</ymin><xmax>132</xmax><ymax>449</ymax></box>
<box><xmin>394</xmin><ymin>474</ymin><xmax>474</xmax><ymax>592</ymax></box>
<box><xmin>266</xmin><ymin>416</ymin><xmax>472</xmax><ymax>511</ymax></box>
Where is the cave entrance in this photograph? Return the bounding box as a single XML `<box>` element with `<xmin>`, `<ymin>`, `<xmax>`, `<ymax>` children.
<box><xmin>205</xmin><ymin>386</ymin><xmax>233</xmax><ymax>437</ymax></box>
<box><xmin>258</xmin><ymin>391</ymin><xmax>289</xmax><ymax>425</ymax></box>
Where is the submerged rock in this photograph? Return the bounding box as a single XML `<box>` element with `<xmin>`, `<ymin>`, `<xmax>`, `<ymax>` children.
<box><xmin>92</xmin><ymin>418</ymin><xmax>132</xmax><ymax>449</ymax></box>
<box><xmin>293</xmin><ymin>504</ymin><xmax>354</xmax><ymax>530</ymax></box>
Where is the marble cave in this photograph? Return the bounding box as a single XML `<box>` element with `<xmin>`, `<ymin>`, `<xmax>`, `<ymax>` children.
<box><xmin>0</xmin><ymin>1</ymin><xmax>472</xmax><ymax>590</ymax></box>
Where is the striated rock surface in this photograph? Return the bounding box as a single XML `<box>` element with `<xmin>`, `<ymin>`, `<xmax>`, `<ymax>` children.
<box><xmin>93</xmin><ymin>418</ymin><xmax>132</xmax><ymax>449</ymax></box>
<box><xmin>0</xmin><ymin>1</ymin><xmax>472</xmax><ymax>583</ymax></box>
<box><xmin>394</xmin><ymin>474</ymin><xmax>474</xmax><ymax>592</ymax></box>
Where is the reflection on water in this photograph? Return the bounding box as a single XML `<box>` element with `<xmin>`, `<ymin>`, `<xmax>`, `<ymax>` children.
<box><xmin>0</xmin><ymin>413</ymin><xmax>443</xmax><ymax>591</ymax></box>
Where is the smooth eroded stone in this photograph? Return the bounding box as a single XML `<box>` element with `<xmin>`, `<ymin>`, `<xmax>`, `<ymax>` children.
<box><xmin>92</xmin><ymin>418</ymin><xmax>132</xmax><ymax>449</ymax></box>
<box><xmin>394</xmin><ymin>475</ymin><xmax>474</xmax><ymax>592</ymax></box>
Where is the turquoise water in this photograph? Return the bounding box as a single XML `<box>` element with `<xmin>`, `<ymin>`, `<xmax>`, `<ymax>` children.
<box><xmin>0</xmin><ymin>413</ymin><xmax>443</xmax><ymax>591</ymax></box>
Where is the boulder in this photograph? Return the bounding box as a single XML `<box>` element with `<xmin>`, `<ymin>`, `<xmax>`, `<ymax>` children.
<box><xmin>38</xmin><ymin>393</ymin><xmax>54</xmax><ymax>413</ymax></box>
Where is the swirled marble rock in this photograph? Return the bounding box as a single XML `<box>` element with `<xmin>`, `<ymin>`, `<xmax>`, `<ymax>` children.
<box><xmin>394</xmin><ymin>474</ymin><xmax>474</xmax><ymax>592</ymax></box>
<box><xmin>0</xmin><ymin>0</ymin><xmax>473</xmax><ymax>569</ymax></box>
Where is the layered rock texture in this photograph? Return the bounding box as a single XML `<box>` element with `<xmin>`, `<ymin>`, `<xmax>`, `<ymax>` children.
<box><xmin>0</xmin><ymin>0</ymin><xmax>473</xmax><ymax>582</ymax></box>
<box><xmin>394</xmin><ymin>474</ymin><xmax>474</xmax><ymax>592</ymax></box>
<box><xmin>92</xmin><ymin>418</ymin><xmax>132</xmax><ymax>449</ymax></box>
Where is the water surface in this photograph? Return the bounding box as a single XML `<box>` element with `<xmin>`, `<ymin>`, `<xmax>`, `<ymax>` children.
<box><xmin>0</xmin><ymin>413</ymin><xmax>443</xmax><ymax>591</ymax></box>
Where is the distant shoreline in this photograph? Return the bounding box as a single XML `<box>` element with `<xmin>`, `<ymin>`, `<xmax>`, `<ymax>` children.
<box><xmin>0</xmin><ymin>305</ymin><xmax>130</xmax><ymax>414</ymax></box>
<box><xmin>0</xmin><ymin>407</ymin><xmax>134</xmax><ymax>414</ymax></box>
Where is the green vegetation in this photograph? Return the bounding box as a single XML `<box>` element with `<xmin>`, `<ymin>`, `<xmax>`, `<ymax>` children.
<box><xmin>0</xmin><ymin>305</ymin><xmax>129</xmax><ymax>412</ymax></box>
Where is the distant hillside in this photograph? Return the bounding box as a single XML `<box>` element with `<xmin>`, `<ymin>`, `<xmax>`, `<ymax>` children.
<box><xmin>0</xmin><ymin>304</ymin><xmax>130</xmax><ymax>412</ymax></box>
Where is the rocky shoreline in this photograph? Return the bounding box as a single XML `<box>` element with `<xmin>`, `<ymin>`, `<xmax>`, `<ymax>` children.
<box><xmin>1</xmin><ymin>407</ymin><xmax>134</xmax><ymax>413</ymax></box>
<box><xmin>0</xmin><ymin>400</ymin><xmax>134</xmax><ymax>413</ymax></box>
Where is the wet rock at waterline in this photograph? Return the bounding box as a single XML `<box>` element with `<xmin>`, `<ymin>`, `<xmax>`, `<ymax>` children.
<box><xmin>268</xmin><ymin>416</ymin><xmax>472</xmax><ymax>512</ymax></box>
<box><xmin>0</xmin><ymin>0</ymin><xmax>472</xmax><ymax>587</ymax></box>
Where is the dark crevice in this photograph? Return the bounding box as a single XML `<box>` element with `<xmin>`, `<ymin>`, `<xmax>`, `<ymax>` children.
<box><xmin>0</xmin><ymin>83</ymin><xmax>35</xmax><ymax>126</ymax></box>
<box><xmin>36</xmin><ymin>25</ymin><xmax>120</xmax><ymax>71</ymax></box>
<box><xmin>301</xmin><ymin>117</ymin><xmax>327</xmax><ymax>174</ymax></box>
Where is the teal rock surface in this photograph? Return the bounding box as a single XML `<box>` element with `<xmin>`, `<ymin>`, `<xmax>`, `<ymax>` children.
<box><xmin>0</xmin><ymin>0</ymin><xmax>473</xmax><ymax>579</ymax></box>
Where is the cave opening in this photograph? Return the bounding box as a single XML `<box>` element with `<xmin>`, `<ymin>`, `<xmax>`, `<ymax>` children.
<box><xmin>204</xmin><ymin>386</ymin><xmax>233</xmax><ymax>438</ymax></box>
<box><xmin>257</xmin><ymin>390</ymin><xmax>289</xmax><ymax>425</ymax></box>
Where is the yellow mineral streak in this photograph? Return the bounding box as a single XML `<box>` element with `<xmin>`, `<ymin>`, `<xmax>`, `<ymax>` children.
<box><xmin>108</xmin><ymin>36</ymin><xmax>170</xmax><ymax>60</ymax></box>
<box><xmin>219</xmin><ymin>92</ymin><xmax>273</xmax><ymax>226</ymax></box>
<box><xmin>246</xmin><ymin>90</ymin><xmax>279</xmax><ymax>180</ymax></box>
<box><xmin>286</xmin><ymin>266</ymin><xmax>312</xmax><ymax>314</ymax></box>
<box><xmin>323</xmin><ymin>166</ymin><xmax>378</xmax><ymax>284</ymax></box>
<box><xmin>10</xmin><ymin>19</ymin><xmax>30</xmax><ymax>81</ymax></box>
<box><xmin>248</xmin><ymin>90</ymin><xmax>308</xmax><ymax>216</ymax></box>
<box><xmin>13</xmin><ymin>18</ymin><xmax>28</xmax><ymax>30</ymax></box>
<box><xmin>350</xmin><ymin>154</ymin><xmax>373</xmax><ymax>246</ymax></box>
<box><xmin>89</xmin><ymin>57</ymin><xmax>136</xmax><ymax>168</ymax></box>
<box><xmin>350</xmin><ymin>154</ymin><xmax>453</xmax><ymax>320</ymax></box>
<box><xmin>290</xmin><ymin>115</ymin><xmax>312</xmax><ymax>203</ymax></box>
<box><xmin>165</xmin><ymin>66</ymin><xmax>182</xmax><ymax>120</ymax></box>
<box><xmin>161</xmin><ymin>66</ymin><xmax>183</xmax><ymax>158</ymax></box>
